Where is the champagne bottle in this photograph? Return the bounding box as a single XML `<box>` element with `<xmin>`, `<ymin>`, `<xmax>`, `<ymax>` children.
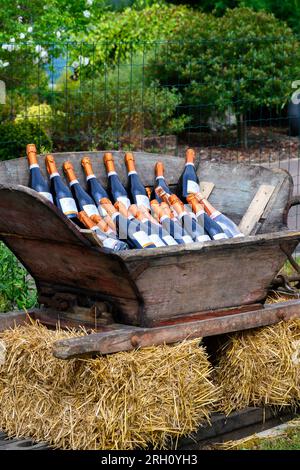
<box><xmin>78</xmin><ymin>211</ymin><xmax>128</xmax><ymax>252</ymax></box>
<box><xmin>129</xmin><ymin>204</ymin><xmax>177</xmax><ymax>247</ymax></box>
<box><xmin>103</xmin><ymin>152</ymin><xmax>131</xmax><ymax>209</ymax></box>
<box><xmin>187</xmin><ymin>194</ymin><xmax>228</xmax><ymax>241</ymax></box>
<box><xmin>150</xmin><ymin>200</ymin><xmax>194</xmax><ymax>245</ymax></box>
<box><xmin>194</xmin><ymin>192</ymin><xmax>244</xmax><ymax>238</ymax></box>
<box><xmin>177</xmin><ymin>148</ymin><xmax>200</xmax><ymax>201</ymax></box>
<box><xmin>45</xmin><ymin>155</ymin><xmax>78</xmax><ymax>219</ymax></box>
<box><xmin>81</xmin><ymin>156</ymin><xmax>109</xmax><ymax>216</ymax></box>
<box><xmin>154</xmin><ymin>161</ymin><xmax>172</xmax><ymax>202</ymax></box>
<box><xmin>124</xmin><ymin>152</ymin><xmax>150</xmax><ymax>209</ymax></box>
<box><xmin>100</xmin><ymin>198</ymin><xmax>156</xmax><ymax>249</ymax></box>
<box><xmin>26</xmin><ymin>144</ymin><xmax>53</xmax><ymax>203</ymax></box>
<box><xmin>90</xmin><ymin>214</ymin><xmax>117</xmax><ymax>239</ymax></box>
<box><xmin>63</xmin><ymin>161</ymin><xmax>99</xmax><ymax>218</ymax></box>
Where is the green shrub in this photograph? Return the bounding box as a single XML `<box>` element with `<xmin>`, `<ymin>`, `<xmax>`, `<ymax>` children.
<box><xmin>0</xmin><ymin>120</ymin><xmax>52</xmax><ymax>161</ymax></box>
<box><xmin>52</xmin><ymin>64</ymin><xmax>189</xmax><ymax>150</ymax></box>
<box><xmin>0</xmin><ymin>242</ymin><xmax>37</xmax><ymax>313</ymax></box>
<box><xmin>147</xmin><ymin>7</ymin><xmax>300</xmax><ymax>147</ymax></box>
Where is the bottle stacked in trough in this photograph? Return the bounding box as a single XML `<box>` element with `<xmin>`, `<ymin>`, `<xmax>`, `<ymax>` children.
<box><xmin>26</xmin><ymin>145</ymin><xmax>244</xmax><ymax>252</ymax></box>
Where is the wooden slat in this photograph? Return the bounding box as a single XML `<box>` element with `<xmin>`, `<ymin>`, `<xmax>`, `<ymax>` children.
<box><xmin>52</xmin><ymin>299</ymin><xmax>300</xmax><ymax>359</ymax></box>
<box><xmin>239</xmin><ymin>184</ymin><xmax>276</xmax><ymax>235</ymax></box>
<box><xmin>199</xmin><ymin>181</ymin><xmax>215</xmax><ymax>200</ymax></box>
<box><xmin>0</xmin><ymin>311</ymin><xmax>28</xmax><ymax>331</ymax></box>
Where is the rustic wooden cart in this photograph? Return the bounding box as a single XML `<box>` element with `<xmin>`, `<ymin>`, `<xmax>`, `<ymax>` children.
<box><xmin>1</xmin><ymin>151</ymin><xmax>300</xmax><ymax>359</ymax></box>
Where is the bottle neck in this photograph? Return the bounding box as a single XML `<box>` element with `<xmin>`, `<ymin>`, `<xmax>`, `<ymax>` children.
<box><xmin>125</xmin><ymin>154</ymin><xmax>137</xmax><ymax>175</ymax></box>
<box><xmin>45</xmin><ymin>155</ymin><xmax>59</xmax><ymax>178</ymax></box>
<box><xmin>185</xmin><ymin>148</ymin><xmax>196</xmax><ymax>165</ymax></box>
<box><xmin>27</xmin><ymin>152</ymin><xmax>38</xmax><ymax>168</ymax></box>
<box><xmin>103</xmin><ymin>153</ymin><xmax>116</xmax><ymax>175</ymax></box>
<box><xmin>82</xmin><ymin>157</ymin><xmax>96</xmax><ymax>179</ymax></box>
<box><xmin>196</xmin><ymin>195</ymin><xmax>216</xmax><ymax>217</ymax></box>
<box><xmin>63</xmin><ymin>163</ymin><xmax>79</xmax><ymax>186</ymax></box>
<box><xmin>155</xmin><ymin>162</ymin><xmax>165</xmax><ymax>180</ymax></box>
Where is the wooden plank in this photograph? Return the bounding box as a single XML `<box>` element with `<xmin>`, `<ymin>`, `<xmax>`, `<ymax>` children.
<box><xmin>0</xmin><ymin>311</ymin><xmax>28</xmax><ymax>332</ymax></box>
<box><xmin>52</xmin><ymin>299</ymin><xmax>300</xmax><ymax>359</ymax></box>
<box><xmin>199</xmin><ymin>181</ymin><xmax>215</xmax><ymax>200</ymax></box>
<box><xmin>122</xmin><ymin>232</ymin><xmax>300</xmax><ymax>326</ymax></box>
<box><xmin>239</xmin><ymin>184</ymin><xmax>276</xmax><ymax>235</ymax></box>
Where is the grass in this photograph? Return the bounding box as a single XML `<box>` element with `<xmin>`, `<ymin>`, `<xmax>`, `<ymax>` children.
<box><xmin>0</xmin><ymin>241</ymin><xmax>37</xmax><ymax>313</ymax></box>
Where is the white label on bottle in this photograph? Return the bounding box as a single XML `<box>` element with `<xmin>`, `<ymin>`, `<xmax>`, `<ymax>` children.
<box><xmin>69</xmin><ymin>179</ymin><xmax>79</xmax><ymax>187</ymax></box>
<box><xmin>182</xmin><ymin>235</ymin><xmax>194</xmax><ymax>244</ymax></box>
<box><xmin>50</xmin><ymin>172</ymin><xmax>59</xmax><ymax>179</ymax></box>
<box><xmin>162</xmin><ymin>235</ymin><xmax>178</xmax><ymax>246</ymax></box>
<box><xmin>195</xmin><ymin>209</ymin><xmax>205</xmax><ymax>218</ymax></box>
<box><xmin>128</xmin><ymin>171</ymin><xmax>137</xmax><ymax>176</ymax></box>
<box><xmin>39</xmin><ymin>192</ymin><xmax>53</xmax><ymax>203</ymax></box>
<box><xmin>29</xmin><ymin>163</ymin><xmax>39</xmax><ymax>169</ymax></box>
<box><xmin>177</xmin><ymin>211</ymin><xmax>188</xmax><ymax>221</ymax></box>
<box><xmin>210</xmin><ymin>210</ymin><xmax>221</xmax><ymax>219</ymax></box>
<box><xmin>98</xmin><ymin>205</ymin><xmax>107</xmax><ymax>217</ymax></box>
<box><xmin>133</xmin><ymin>230</ymin><xmax>153</xmax><ymax>248</ymax></box>
<box><xmin>160</xmin><ymin>215</ymin><xmax>169</xmax><ymax>223</ymax></box>
<box><xmin>196</xmin><ymin>234</ymin><xmax>211</xmax><ymax>242</ymax></box>
<box><xmin>59</xmin><ymin>197</ymin><xmax>77</xmax><ymax>215</ymax></box>
<box><xmin>83</xmin><ymin>204</ymin><xmax>99</xmax><ymax>217</ymax></box>
<box><xmin>117</xmin><ymin>196</ymin><xmax>131</xmax><ymax>209</ymax></box>
<box><xmin>187</xmin><ymin>180</ymin><xmax>200</xmax><ymax>194</ymax></box>
<box><xmin>213</xmin><ymin>233</ymin><xmax>228</xmax><ymax>240</ymax></box>
<box><xmin>155</xmin><ymin>175</ymin><xmax>165</xmax><ymax>181</ymax></box>
<box><xmin>86</xmin><ymin>174</ymin><xmax>96</xmax><ymax>181</ymax></box>
<box><xmin>107</xmin><ymin>171</ymin><xmax>117</xmax><ymax>177</ymax></box>
<box><xmin>103</xmin><ymin>238</ymin><xmax>117</xmax><ymax>249</ymax></box>
<box><xmin>149</xmin><ymin>234</ymin><xmax>165</xmax><ymax>247</ymax></box>
<box><xmin>136</xmin><ymin>194</ymin><xmax>150</xmax><ymax>209</ymax></box>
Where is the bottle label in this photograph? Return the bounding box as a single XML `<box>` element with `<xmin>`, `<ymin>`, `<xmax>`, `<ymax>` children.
<box><xmin>69</xmin><ymin>179</ymin><xmax>79</xmax><ymax>187</ymax></box>
<box><xmin>149</xmin><ymin>234</ymin><xmax>165</xmax><ymax>247</ymax></box>
<box><xmin>83</xmin><ymin>204</ymin><xmax>99</xmax><ymax>217</ymax></box>
<box><xmin>196</xmin><ymin>234</ymin><xmax>211</xmax><ymax>242</ymax></box>
<box><xmin>160</xmin><ymin>215</ymin><xmax>169</xmax><ymax>223</ymax></box>
<box><xmin>210</xmin><ymin>210</ymin><xmax>221</xmax><ymax>219</ymax></box>
<box><xmin>103</xmin><ymin>238</ymin><xmax>118</xmax><ymax>250</ymax></box>
<box><xmin>128</xmin><ymin>171</ymin><xmax>137</xmax><ymax>176</ymax></box>
<box><xmin>213</xmin><ymin>233</ymin><xmax>228</xmax><ymax>240</ymax></box>
<box><xmin>86</xmin><ymin>174</ymin><xmax>96</xmax><ymax>181</ymax></box>
<box><xmin>98</xmin><ymin>205</ymin><xmax>107</xmax><ymax>217</ymax></box>
<box><xmin>50</xmin><ymin>172</ymin><xmax>59</xmax><ymax>179</ymax></box>
<box><xmin>117</xmin><ymin>196</ymin><xmax>131</xmax><ymax>209</ymax></box>
<box><xmin>155</xmin><ymin>175</ymin><xmax>165</xmax><ymax>180</ymax></box>
<box><xmin>162</xmin><ymin>235</ymin><xmax>178</xmax><ymax>246</ymax></box>
<box><xmin>136</xmin><ymin>194</ymin><xmax>150</xmax><ymax>209</ymax></box>
<box><xmin>108</xmin><ymin>171</ymin><xmax>117</xmax><ymax>177</ymax></box>
<box><xmin>39</xmin><ymin>191</ymin><xmax>54</xmax><ymax>203</ymax></box>
<box><xmin>29</xmin><ymin>163</ymin><xmax>39</xmax><ymax>170</ymax></box>
<box><xmin>182</xmin><ymin>235</ymin><xmax>193</xmax><ymax>244</ymax></box>
<box><xmin>132</xmin><ymin>230</ymin><xmax>153</xmax><ymax>248</ymax></box>
<box><xmin>177</xmin><ymin>211</ymin><xmax>188</xmax><ymax>220</ymax></box>
<box><xmin>195</xmin><ymin>209</ymin><xmax>205</xmax><ymax>218</ymax></box>
<box><xmin>185</xmin><ymin>162</ymin><xmax>195</xmax><ymax>167</ymax></box>
<box><xmin>59</xmin><ymin>197</ymin><xmax>78</xmax><ymax>216</ymax></box>
<box><xmin>187</xmin><ymin>180</ymin><xmax>200</xmax><ymax>194</ymax></box>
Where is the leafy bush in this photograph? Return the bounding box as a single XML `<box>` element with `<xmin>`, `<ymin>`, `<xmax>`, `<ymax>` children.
<box><xmin>52</xmin><ymin>63</ymin><xmax>189</xmax><ymax>150</ymax></box>
<box><xmin>147</xmin><ymin>7</ymin><xmax>300</xmax><ymax>146</ymax></box>
<box><xmin>0</xmin><ymin>120</ymin><xmax>52</xmax><ymax>161</ymax></box>
<box><xmin>0</xmin><ymin>242</ymin><xmax>37</xmax><ymax>313</ymax></box>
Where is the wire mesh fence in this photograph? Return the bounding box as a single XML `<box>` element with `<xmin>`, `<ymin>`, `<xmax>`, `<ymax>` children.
<box><xmin>0</xmin><ymin>38</ymin><xmax>300</xmax><ymax>231</ymax></box>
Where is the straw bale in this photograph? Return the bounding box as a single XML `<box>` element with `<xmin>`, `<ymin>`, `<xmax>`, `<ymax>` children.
<box><xmin>215</xmin><ymin>317</ymin><xmax>300</xmax><ymax>415</ymax></box>
<box><xmin>0</xmin><ymin>321</ymin><xmax>218</xmax><ymax>449</ymax></box>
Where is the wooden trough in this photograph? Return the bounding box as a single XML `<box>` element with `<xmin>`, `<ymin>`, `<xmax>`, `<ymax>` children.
<box><xmin>1</xmin><ymin>151</ymin><xmax>300</xmax><ymax>359</ymax></box>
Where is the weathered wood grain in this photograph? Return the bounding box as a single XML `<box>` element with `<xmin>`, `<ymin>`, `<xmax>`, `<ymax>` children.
<box><xmin>121</xmin><ymin>231</ymin><xmax>300</xmax><ymax>326</ymax></box>
<box><xmin>52</xmin><ymin>299</ymin><xmax>300</xmax><ymax>359</ymax></box>
<box><xmin>199</xmin><ymin>181</ymin><xmax>215</xmax><ymax>200</ymax></box>
<box><xmin>239</xmin><ymin>184</ymin><xmax>275</xmax><ymax>235</ymax></box>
